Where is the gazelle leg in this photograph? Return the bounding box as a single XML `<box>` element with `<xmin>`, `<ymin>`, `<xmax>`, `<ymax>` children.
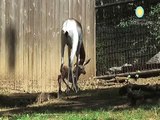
<box><xmin>68</xmin><ymin>48</ymin><xmax>72</xmax><ymax>91</ymax></box>
<box><xmin>69</xmin><ymin>50</ymin><xmax>78</xmax><ymax>92</ymax></box>
<box><xmin>75</xmin><ymin>44</ymin><xmax>81</xmax><ymax>91</ymax></box>
<box><xmin>68</xmin><ymin>48</ymin><xmax>76</xmax><ymax>92</ymax></box>
<box><xmin>57</xmin><ymin>75</ymin><xmax>62</xmax><ymax>98</ymax></box>
<box><xmin>75</xmin><ymin>57</ymin><xmax>79</xmax><ymax>91</ymax></box>
<box><xmin>63</xmin><ymin>79</ymin><xmax>73</xmax><ymax>92</ymax></box>
<box><xmin>61</xmin><ymin>32</ymin><xmax>65</xmax><ymax>70</ymax></box>
<box><xmin>70</xmin><ymin>34</ymin><xmax>79</xmax><ymax>93</ymax></box>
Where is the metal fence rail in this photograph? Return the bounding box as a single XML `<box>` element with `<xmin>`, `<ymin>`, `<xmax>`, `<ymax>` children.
<box><xmin>96</xmin><ymin>0</ymin><xmax>160</xmax><ymax>77</ymax></box>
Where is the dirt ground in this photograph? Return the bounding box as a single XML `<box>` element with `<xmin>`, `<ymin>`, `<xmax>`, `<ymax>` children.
<box><xmin>0</xmin><ymin>76</ymin><xmax>160</xmax><ymax>116</ymax></box>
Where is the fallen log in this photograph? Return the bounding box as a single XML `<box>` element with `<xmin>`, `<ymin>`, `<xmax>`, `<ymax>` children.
<box><xmin>95</xmin><ymin>69</ymin><xmax>160</xmax><ymax>80</ymax></box>
<box><xmin>105</xmin><ymin>77</ymin><xmax>128</xmax><ymax>83</ymax></box>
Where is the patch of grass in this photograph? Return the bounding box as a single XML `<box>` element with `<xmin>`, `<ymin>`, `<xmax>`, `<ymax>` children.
<box><xmin>9</xmin><ymin>110</ymin><xmax>109</xmax><ymax>120</ymax></box>
<box><xmin>2</xmin><ymin>105</ymin><xmax>159</xmax><ymax>120</ymax></box>
<box><xmin>111</xmin><ymin>107</ymin><xmax>160</xmax><ymax>120</ymax></box>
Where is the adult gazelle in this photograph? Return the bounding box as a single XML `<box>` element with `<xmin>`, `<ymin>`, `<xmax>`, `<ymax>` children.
<box><xmin>60</xmin><ymin>18</ymin><xmax>85</xmax><ymax>93</ymax></box>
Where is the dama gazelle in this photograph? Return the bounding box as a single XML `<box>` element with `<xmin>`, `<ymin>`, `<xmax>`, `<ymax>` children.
<box><xmin>57</xmin><ymin>59</ymin><xmax>91</xmax><ymax>98</ymax></box>
<box><xmin>61</xmin><ymin>18</ymin><xmax>85</xmax><ymax>93</ymax></box>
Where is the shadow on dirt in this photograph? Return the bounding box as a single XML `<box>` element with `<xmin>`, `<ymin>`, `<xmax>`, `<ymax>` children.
<box><xmin>0</xmin><ymin>92</ymin><xmax>57</xmax><ymax>108</ymax></box>
<box><xmin>0</xmin><ymin>93</ymin><xmax>37</xmax><ymax>108</ymax></box>
<box><xmin>0</xmin><ymin>86</ymin><xmax>159</xmax><ymax>116</ymax></box>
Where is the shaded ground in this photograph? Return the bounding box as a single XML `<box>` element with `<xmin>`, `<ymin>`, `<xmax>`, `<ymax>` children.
<box><xmin>0</xmin><ymin>76</ymin><xmax>160</xmax><ymax>116</ymax></box>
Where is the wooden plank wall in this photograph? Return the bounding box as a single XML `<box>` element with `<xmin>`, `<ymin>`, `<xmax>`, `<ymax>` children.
<box><xmin>0</xmin><ymin>0</ymin><xmax>96</xmax><ymax>92</ymax></box>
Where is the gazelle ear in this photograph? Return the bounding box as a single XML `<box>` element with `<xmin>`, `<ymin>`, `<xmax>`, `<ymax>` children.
<box><xmin>84</xmin><ymin>58</ymin><xmax>91</xmax><ymax>66</ymax></box>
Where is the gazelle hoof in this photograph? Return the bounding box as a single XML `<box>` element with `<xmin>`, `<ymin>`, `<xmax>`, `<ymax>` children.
<box><xmin>74</xmin><ymin>86</ymin><xmax>80</xmax><ymax>93</ymax></box>
<box><xmin>65</xmin><ymin>88</ymin><xmax>71</xmax><ymax>94</ymax></box>
<box><xmin>57</xmin><ymin>91</ymin><xmax>62</xmax><ymax>99</ymax></box>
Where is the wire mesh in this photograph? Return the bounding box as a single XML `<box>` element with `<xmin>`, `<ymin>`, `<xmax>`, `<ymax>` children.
<box><xmin>96</xmin><ymin>0</ymin><xmax>160</xmax><ymax>76</ymax></box>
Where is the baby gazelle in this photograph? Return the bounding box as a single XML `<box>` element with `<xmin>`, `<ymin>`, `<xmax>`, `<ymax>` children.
<box><xmin>57</xmin><ymin>59</ymin><xmax>91</xmax><ymax>98</ymax></box>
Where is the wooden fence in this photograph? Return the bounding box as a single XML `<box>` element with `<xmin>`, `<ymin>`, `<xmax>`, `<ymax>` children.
<box><xmin>0</xmin><ymin>0</ymin><xmax>96</xmax><ymax>92</ymax></box>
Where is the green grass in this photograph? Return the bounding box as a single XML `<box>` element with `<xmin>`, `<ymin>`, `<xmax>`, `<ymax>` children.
<box><xmin>1</xmin><ymin>105</ymin><xmax>159</xmax><ymax>120</ymax></box>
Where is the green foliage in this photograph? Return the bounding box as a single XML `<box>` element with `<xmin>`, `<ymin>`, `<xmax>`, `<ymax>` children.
<box><xmin>112</xmin><ymin>3</ymin><xmax>160</xmax><ymax>66</ymax></box>
<box><xmin>117</xmin><ymin>18</ymin><xmax>137</xmax><ymax>28</ymax></box>
<box><xmin>148</xmin><ymin>3</ymin><xmax>160</xmax><ymax>43</ymax></box>
<box><xmin>118</xmin><ymin>3</ymin><xmax>160</xmax><ymax>42</ymax></box>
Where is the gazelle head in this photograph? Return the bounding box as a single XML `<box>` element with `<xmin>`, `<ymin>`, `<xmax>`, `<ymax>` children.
<box><xmin>73</xmin><ymin>58</ymin><xmax>91</xmax><ymax>76</ymax></box>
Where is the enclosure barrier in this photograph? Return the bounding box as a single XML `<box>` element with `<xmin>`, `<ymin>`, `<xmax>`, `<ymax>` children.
<box><xmin>96</xmin><ymin>0</ymin><xmax>160</xmax><ymax>79</ymax></box>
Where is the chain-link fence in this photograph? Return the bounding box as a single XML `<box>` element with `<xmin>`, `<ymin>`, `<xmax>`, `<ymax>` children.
<box><xmin>96</xmin><ymin>0</ymin><xmax>160</xmax><ymax>77</ymax></box>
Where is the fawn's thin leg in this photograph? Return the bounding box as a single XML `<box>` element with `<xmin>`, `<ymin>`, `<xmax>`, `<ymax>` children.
<box><xmin>63</xmin><ymin>79</ymin><xmax>73</xmax><ymax>92</ymax></box>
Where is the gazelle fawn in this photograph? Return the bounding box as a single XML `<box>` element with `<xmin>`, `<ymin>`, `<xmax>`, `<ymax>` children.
<box><xmin>57</xmin><ymin>59</ymin><xmax>91</xmax><ymax>98</ymax></box>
